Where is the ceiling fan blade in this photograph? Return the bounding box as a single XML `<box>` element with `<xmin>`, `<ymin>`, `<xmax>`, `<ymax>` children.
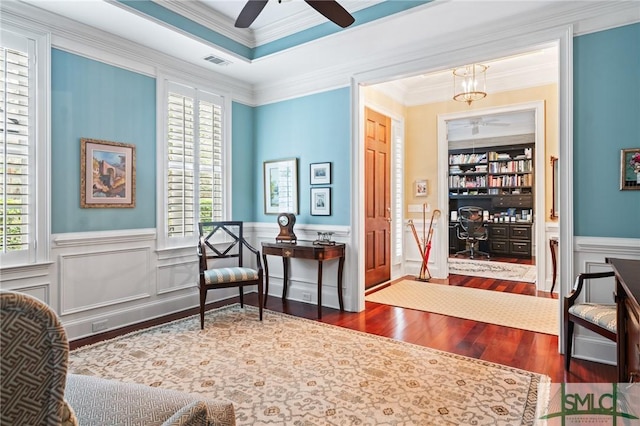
<box><xmin>235</xmin><ymin>0</ymin><xmax>269</xmax><ymax>28</ymax></box>
<box><xmin>304</xmin><ymin>0</ymin><xmax>355</xmax><ymax>28</ymax></box>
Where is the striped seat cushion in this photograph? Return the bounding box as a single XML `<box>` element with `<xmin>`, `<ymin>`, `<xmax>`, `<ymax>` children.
<box><xmin>204</xmin><ymin>267</ymin><xmax>258</xmax><ymax>285</ymax></box>
<box><xmin>568</xmin><ymin>303</ymin><xmax>617</xmax><ymax>334</ymax></box>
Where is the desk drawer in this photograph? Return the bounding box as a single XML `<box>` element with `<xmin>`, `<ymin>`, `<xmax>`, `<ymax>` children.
<box><xmin>489</xmin><ymin>225</ymin><xmax>509</xmax><ymax>239</ymax></box>
<box><xmin>510</xmin><ymin>241</ymin><xmax>531</xmax><ymax>256</ymax></box>
<box><xmin>490</xmin><ymin>240</ymin><xmax>509</xmax><ymax>254</ymax></box>
<box><xmin>510</xmin><ymin>225</ymin><xmax>532</xmax><ymax>240</ymax></box>
<box><xmin>492</xmin><ymin>195</ymin><xmax>533</xmax><ymax>208</ymax></box>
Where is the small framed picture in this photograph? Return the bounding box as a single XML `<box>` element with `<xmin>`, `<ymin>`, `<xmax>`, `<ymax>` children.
<box><xmin>415</xmin><ymin>179</ymin><xmax>428</xmax><ymax>197</ymax></box>
<box><xmin>620</xmin><ymin>148</ymin><xmax>640</xmax><ymax>190</ymax></box>
<box><xmin>310</xmin><ymin>162</ymin><xmax>331</xmax><ymax>185</ymax></box>
<box><xmin>310</xmin><ymin>187</ymin><xmax>331</xmax><ymax>216</ymax></box>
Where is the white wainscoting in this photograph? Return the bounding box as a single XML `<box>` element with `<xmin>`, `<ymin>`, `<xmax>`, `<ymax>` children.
<box><xmin>0</xmin><ymin>224</ymin><xmax>352</xmax><ymax>341</ymax></box>
<box><xmin>571</xmin><ymin>236</ymin><xmax>640</xmax><ymax>365</ymax></box>
<box><xmin>44</xmin><ymin>228</ymin><xmax>254</xmax><ymax>340</ymax></box>
<box><xmin>403</xmin><ymin>219</ymin><xmax>444</xmax><ymax>279</ymax></box>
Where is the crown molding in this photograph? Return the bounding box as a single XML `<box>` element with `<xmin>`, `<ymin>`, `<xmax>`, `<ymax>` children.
<box><xmin>3</xmin><ymin>1</ymin><xmax>254</xmax><ymax>104</ymax></box>
<box><xmin>154</xmin><ymin>0</ymin><xmax>255</xmax><ymax>47</ymax></box>
<box><xmin>253</xmin><ymin>1</ymin><xmax>639</xmax><ymax>106</ymax></box>
<box><xmin>156</xmin><ymin>0</ymin><xmax>382</xmax><ymax>48</ymax></box>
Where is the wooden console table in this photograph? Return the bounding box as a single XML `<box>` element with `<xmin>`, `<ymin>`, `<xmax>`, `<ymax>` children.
<box><xmin>607</xmin><ymin>257</ymin><xmax>640</xmax><ymax>383</ymax></box>
<box><xmin>261</xmin><ymin>241</ymin><xmax>345</xmax><ymax>318</ymax></box>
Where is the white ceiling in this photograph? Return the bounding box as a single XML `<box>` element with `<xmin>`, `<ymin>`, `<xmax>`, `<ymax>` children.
<box><xmin>10</xmin><ymin>0</ymin><xmax>640</xmax><ymax>105</ymax></box>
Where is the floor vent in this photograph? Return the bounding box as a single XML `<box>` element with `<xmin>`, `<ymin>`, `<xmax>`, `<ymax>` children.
<box><xmin>203</xmin><ymin>55</ymin><xmax>230</xmax><ymax>66</ymax></box>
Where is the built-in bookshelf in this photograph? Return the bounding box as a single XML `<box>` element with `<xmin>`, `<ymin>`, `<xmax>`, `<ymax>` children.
<box><xmin>449</xmin><ymin>144</ymin><xmax>534</xmax><ymax>197</ymax></box>
<box><xmin>448</xmin><ymin>143</ymin><xmax>535</xmax><ymax>258</ymax></box>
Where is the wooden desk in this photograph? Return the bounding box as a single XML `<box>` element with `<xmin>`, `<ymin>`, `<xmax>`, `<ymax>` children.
<box><xmin>607</xmin><ymin>257</ymin><xmax>640</xmax><ymax>383</ymax></box>
<box><xmin>261</xmin><ymin>241</ymin><xmax>345</xmax><ymax>318</ymax></box>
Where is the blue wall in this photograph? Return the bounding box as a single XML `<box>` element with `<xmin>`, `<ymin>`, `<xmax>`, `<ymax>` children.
<box><xmin>574</xmin><ymin>23</ymin><xmax>640</xmax><ymax>238</ymax></box>
<box><xmin>231</xmin><ymin>102</ymin><xmax>256</xmax><ymax>222</ymax></box>
<box><xmin>51</xmin><ymin>49</ymin><xmax>156</xmax><ymax>233</ymax></box>
<box><xmin>254</xmin><ymin>88</ymin><xmax>351</xmax><ymax>225</ymax></box>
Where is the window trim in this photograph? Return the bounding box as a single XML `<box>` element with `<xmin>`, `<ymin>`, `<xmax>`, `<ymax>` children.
<box><xmin>0</xmin><ymin>20</ymin><xmax>50</xmax><ymax>268</ymax></box>
<box><xmin>156</xmin><ymin>71</ymin><xmax>232</xmax><ymax>250</ymax></box>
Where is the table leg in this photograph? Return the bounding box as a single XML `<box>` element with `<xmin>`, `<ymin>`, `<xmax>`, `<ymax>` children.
<box><xmin>337</xmin><ymin>255</ymin><xmax>345</xmax><ymax>311</ymax></box>
<box><xmin>317</xmin><ymin>260</ymin><xmax>323</xmax><ymax>319</ymax></box>
<box><xmin>282</xmin><ymin>257</ymin><xmax>290</xmax><ymax>300</ymax></box>
<box><xmin>262</xmin><ymin>253</ymin><xmax>269</xmax><ymax>307</ymax></box>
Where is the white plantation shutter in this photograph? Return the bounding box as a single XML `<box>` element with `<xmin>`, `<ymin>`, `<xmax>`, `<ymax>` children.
<box><xmin>1</xmin><ymin>44</ymin><xmax>31</xmax><ymax>254</ymax></box>
<box><xmin>165</xmin><ymin>83</ymin><xmax>224</xmax><ymax>241</ymax></box>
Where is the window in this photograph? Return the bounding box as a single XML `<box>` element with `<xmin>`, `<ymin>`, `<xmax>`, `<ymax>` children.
<box><xmin>0</xmin><ymin>26</ymin><xmax>48</xmax><ymax>267</ymax></box>
<box><xmin>160</xmin><ymin>79</ymin><xmax>227</xmax><ymax>248</ymax></box>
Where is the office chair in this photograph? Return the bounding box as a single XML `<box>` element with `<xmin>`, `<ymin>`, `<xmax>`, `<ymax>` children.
<box><xmin>455</xmin><ymin>206</ymin><xmax>489</xmax><ymax>259</ymax></box>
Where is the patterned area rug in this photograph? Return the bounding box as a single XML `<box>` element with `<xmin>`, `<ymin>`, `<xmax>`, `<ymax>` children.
<box><xmin>449</xmin><ymin>258</ymin><xmax>537</xmax><ymax>283</ymax></box>
<box><xmin>365</xmin><ymin>280</ymin><xmax>558</xmax><ymax>335</ymax></box>
<box><xmin>69</xmin><ymin>305</ymin><xmax>550</xmax><ymax>425</ymax></box>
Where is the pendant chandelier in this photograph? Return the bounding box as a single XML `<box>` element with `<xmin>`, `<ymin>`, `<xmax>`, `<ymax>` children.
<box><xmin>453</xmin><ymin>64</ymin><xmax>488</xmax><ymax>105</ymax></box>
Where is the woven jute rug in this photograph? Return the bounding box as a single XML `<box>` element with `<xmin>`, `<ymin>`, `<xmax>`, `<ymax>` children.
<box><xmin>449</xmin><ymin>258</ymin><xmax>537</xmax><ymax>283</ymax></box>
<box><xmin>366</xmin><ymin>280</ymin><xmax>558</xmax><ymax>335</ymax></box>
<box><xmin>69</xmin><ymin>304</ymin><xmax>550</xmax><ymax>425</ymax></box>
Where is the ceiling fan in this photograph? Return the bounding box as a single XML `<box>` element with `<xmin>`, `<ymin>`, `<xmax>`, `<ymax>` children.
<box><xmin>452</xmin><ymin>118</ymin><xmax>510</xmax><ymax>135</ymax></box>
<box><xmin>235</xmin><ymin>0</ymin><xmax>355</xmax><ymax>29</ymax></box>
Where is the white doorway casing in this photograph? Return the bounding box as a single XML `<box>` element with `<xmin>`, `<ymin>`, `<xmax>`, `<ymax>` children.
<box><xmin>351</xmin><ymin>26</ymin><xmax>574</xmax><ymax>354</ymax></box>
<box><xmin>435</xmin><ymin>102</ymin><xmax>546</xmax><ymax>289</ymax></box>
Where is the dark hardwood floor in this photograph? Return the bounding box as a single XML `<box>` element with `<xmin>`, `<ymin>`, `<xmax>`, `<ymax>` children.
<box><xmin>70</xmin><ymin>257</ymin><xmax>616</xmax><ymax>384</ymax></box>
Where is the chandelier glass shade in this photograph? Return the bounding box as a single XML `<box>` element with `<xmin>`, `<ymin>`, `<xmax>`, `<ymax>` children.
<box><xmin>453</xmin><ymin>64</ymin><xmax>488</xmax><ymax>105</ymax></box>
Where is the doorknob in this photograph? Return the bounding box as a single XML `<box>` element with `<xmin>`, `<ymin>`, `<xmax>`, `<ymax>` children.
<box><xmin>386</xmin><ymin>217</ymin><xmax>392</xmax><ymax>223</ymax></box>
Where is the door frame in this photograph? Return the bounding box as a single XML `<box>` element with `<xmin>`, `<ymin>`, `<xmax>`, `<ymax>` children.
<box><xmin>435</xmin><ymin>102</ymin><xmax>546</xmax><ymax>288</ymax></box>
<box><xmin>350</xmin><ymin>26</ymin><xmax>573</xmax><ymax>353</ymax></box>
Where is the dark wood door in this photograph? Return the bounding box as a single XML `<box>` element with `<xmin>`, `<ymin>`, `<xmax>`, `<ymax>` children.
<box><xmin>364</xmin><ymin>107</ymin><xmax>391</xmax><ymax>288</ymax></box>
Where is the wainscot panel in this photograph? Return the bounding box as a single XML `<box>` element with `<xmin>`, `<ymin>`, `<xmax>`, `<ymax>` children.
<box><xmin>571</xmin><ymin>236</ymin><xmax>640</xmax><ymax>365</ymax></box>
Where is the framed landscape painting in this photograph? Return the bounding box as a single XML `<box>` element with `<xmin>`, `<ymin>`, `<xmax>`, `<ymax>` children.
<box><xmin>80</xmin><ymin>138</ymin><xmax>136</xmax><ymax>208</ymax></box>
<box><xmin>264</xmin><ymin>158</ymin><xmax>299</xmax><ymax>214</ymax></box>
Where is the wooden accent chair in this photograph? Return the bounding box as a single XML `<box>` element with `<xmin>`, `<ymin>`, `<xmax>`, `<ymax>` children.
<box><xmin>564</xmin><ymin>270</ymin><xmax>617</xmax><ymax>370</ymax></box>
<box><xmin>197</xmin><ymin>221</ymin><xmax>263</xmax><ymax>329</ymax></box>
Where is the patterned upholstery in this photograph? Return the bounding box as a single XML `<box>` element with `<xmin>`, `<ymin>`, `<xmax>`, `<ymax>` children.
<box><xmin>568</xmin><ymin>303</ymin><xmax>617</xmax><ymax>334</ymax></box>
<box><xmin>66</xmin><ymin>374</ymin><xmax>236</xmax><ymax>426</ymax></box>
<box><xmin>204</xmin><ymin>267</ymin><xmax>259</xmax><ymax>285</ymax></box>
<box><xmin>0</xmin><ymin>290</ymin><xmax>75</xmax><ymax>426</ymax></box>
<box><xmin>564</xmin><ymin>270</ymin><xmax>617</xmax><ymax>371</ymax></box>
<box><xmin>1</xmin><ymin>290</ymin><xmax>236</xmax><ymax>426</ymax></box>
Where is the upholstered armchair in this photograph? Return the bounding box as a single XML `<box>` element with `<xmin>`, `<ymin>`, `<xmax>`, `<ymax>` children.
<box><xmin>1</xmin><ymin>290</ymin><xmax>236</xmax><ymax>426</ymax></box>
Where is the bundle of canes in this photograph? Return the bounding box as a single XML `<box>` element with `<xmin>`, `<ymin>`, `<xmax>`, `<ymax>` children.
<box><xmin>422</xmin><ymin>208</ymin><xmax>441</xmax><ymax>280</ymax></box>
<box><xmin>408</xmin><ymin>205</ymin><xmax>441</xmax><ymax>281</ymax></box>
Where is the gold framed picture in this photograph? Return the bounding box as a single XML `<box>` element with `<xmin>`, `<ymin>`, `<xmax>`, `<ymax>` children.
<box><xmin>620</xmin><ymin>148</ymin><xmax>640</xmax><ymax>191</ymax></box>
<box><xmin>80</xmin><ymin>138</ymin><xmax>136</xmax><ymax>208</ymax></box>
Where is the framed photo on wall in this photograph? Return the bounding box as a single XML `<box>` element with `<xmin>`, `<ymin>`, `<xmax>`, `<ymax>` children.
<box><xmin>620</xmin><ymin>148</ymin><xmax>640</xmax><ymax>190</ymax></box>
<box><xmin>310</xmin><ymin>187</ymin><xmax>331</xmax><ymax>216</ymax></box>
<box><xmin>415</xmin><ymin>179</ymin><xmax>428</xmax><ymax>197</ymax></box>
<box><xmin>310</xmin><ymin>162</ymin><xmax>331</xmax><ymax>185</ymax></box>
<box><xmin>80</xmin><ymin>138</ymin><xmax>136</xmax><ymax>208</ymax></box>
<box><xmin>263</xmin><ymin>158</ymin><xmax>299</xmax><ymax>214</ymax></box>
